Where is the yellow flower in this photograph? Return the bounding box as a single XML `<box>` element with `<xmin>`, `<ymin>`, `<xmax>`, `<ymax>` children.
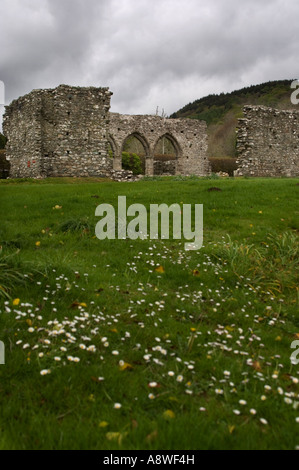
<box><xmin>163</xmin><ymin>410</ymin><xmax>175</xmax><ymax>420</ymax></box>
<box><xmin>228</xmin><ymin>425</ymin><xmax>235</xmax><ymax>434</ymax></box>
<box><xmin>155</xmin><ymin>265</ymin><xmax>165</xmax><ymax>274</ymax></box>
<box><xmin>99</xmin><ymin>421</ymin><xmax>109</xmax><ymax>428</ymax></box>
<box><xmin>225</xmin><ymin>326</ymin><xmax>234</xmax><ymax>332</ymax></box>
<box><xmin>119</xmin><ymin>362</ymin><xmax>133</xmax><ymax>371</ymax></box>
<box><xmin>35</xmin><ymin>241</ymin><xmax>41</xmax><ymax>247</ymax></box>
<box><xmin>13</xmin><ymin>298</ymin><xmax>20</xmax><ymax>306</ymax></box>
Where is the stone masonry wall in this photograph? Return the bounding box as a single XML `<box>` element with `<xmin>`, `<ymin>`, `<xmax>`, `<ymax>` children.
<box><xmin>3</xmin><ymin>92</ymin><xmax>43</xmax><ymax>178</ymax></box>
<box><xmin>109</xmin><ymin>113</ymin><xmax>210</xmax><ymax>176</ymax></box>
<box><xmin>4</xmin><ymin>85</ymin><xmax>113</xmax><ymax>178</ymax></box>
<box><xmin>3</xmin><ymin>85</ymin><xmax>210</xmax><ymax>178</ymax></box>
<box><xmin>154</xmin><ymin>159</ymin><xmax>176</xmax><ymax>175</ymax></box>
<box><xmin>235</xmin><ymin>105</ymin><xmax>299</xmax><ymax>177</ymax></box>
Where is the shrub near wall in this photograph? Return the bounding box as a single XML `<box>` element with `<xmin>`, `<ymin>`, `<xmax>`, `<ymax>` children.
<box><xmin>0</xmin><ymin>150</ymin><xmax>10</xmax><ymax>179</ymax></box>
<box><xmin>122</xmin><ymin>152</ymin><xmax>143</xmax><ymax>175</ymax></box>
<box><xmin>209</xmin><ymin>157</ymin><xmax>238</xmax><ymax>176</ymax></box>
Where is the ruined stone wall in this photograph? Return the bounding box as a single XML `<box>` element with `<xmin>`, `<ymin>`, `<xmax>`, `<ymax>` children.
<box><xmin>41</xmin><ymin>85</ymin><xmax>112</xmax><ymax>177</ymax></box>
<box><xmin>4</xmin><ymin>85</ymin><xmax>113</xmax><ymax>178</ymax></box>
<box><xmin>3</xmin><ymin>92</ymin><xmax>43</xmax><ymax>178</ymax></box>
<box><xmin>109</xmin><ymin>113</ymin><xmax>210</xmax><ymax>176</ymax></box>
<box><xmin>236</xmin><ymin>105</ymin><xmax>299</xmax><ymax>177</ymax></box>
<box><xmin>3</xmin><ymin>85</ymin><xmax>210</xmax><ymax>178</ymax></box>
<box><xmin>154</xmin><ymin>159</ymin><xmax>176</xmax><ymax>175</ymax></box>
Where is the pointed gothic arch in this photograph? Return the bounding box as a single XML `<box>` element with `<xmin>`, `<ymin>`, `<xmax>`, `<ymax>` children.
<box><xmin>121</xmin><ymin>132</ymin><xmax>150</xmax><ymax>156</ymax></box>
<box><xmin>153</xmin><ymin>133</ymin><xmax>182</xmax><ymax>175</ymax></box>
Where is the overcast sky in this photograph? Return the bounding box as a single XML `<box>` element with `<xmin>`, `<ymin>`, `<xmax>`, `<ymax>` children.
<box><xmin>0</xmin><ymin>0</ymin><xmax>298</xmax><ymax>126</ymax></box>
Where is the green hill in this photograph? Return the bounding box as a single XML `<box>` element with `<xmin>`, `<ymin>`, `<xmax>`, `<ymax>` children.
<box><xmin>170</xmin><ymin>79</ymin><xmax>298</xmax><ymax>158</ymax></box>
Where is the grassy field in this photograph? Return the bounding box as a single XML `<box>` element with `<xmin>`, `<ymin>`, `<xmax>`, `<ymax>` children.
<box><xmin>0</xmin><ymin>176</ymin><xmax>298</xmax><ymax>450</ymax></box>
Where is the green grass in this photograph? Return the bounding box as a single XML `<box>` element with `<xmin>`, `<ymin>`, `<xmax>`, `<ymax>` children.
<box><xmin>0</xmin><ymin>177</ymin><xmax>298</xmax><ymax>450</ymax></box>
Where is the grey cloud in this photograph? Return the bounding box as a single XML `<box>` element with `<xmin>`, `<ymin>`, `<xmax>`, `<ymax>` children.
<box><xmin>0</xmin><ymin>0</ymin><xmax>298</xmax><ymax>126</ymax></box>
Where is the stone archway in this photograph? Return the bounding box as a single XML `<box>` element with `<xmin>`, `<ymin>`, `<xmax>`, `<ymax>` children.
<box><xmin>121</xmin><ymin>132</ymin><xmax>150</xmax><ymax>175</ymax></box>
<box><xmin>108</xmin><ymin>135</ymin><xmax>120</xmax><ymax>169</ymax></box>
<box><xmin>109</xmin><ymin>112</ymin><xmax>210</xmax><ymax>177</ymax></box>
<box><xmin>153</xmin><ymin>133</ymin><xmax>182</xmax><ymax>176</ymax></box>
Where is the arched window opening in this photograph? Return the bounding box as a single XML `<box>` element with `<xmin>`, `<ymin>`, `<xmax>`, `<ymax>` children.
<box><xmin>153</xmin><ymin>135</ymin><xmax>178</xmax><ymax>176</ymax></box>
<box><xmin>121</xmin><ymin>134</ymin><xmax>147</xmax><ymax>175</ymax></box>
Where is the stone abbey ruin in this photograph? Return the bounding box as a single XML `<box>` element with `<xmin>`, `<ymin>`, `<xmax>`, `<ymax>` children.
<box><xmin>3</xmin><ymin>85</ymin><xmax>210</xmax><ymax>179</ymax></box>
<box><xmin>235</xmin><ymin>105</ymin><xmax>299</xmax><ymax>177</ymax></box>
<box><xmin>2</xmin><ymin>84</ymin><xmax>299</xmax><ymax>179</ymax></box>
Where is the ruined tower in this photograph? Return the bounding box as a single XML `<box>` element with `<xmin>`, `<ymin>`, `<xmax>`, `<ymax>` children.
<box><xmin>3</xmin><ymin>85</ymin><xmax>112</xmax><ymax>178</ymax></box>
